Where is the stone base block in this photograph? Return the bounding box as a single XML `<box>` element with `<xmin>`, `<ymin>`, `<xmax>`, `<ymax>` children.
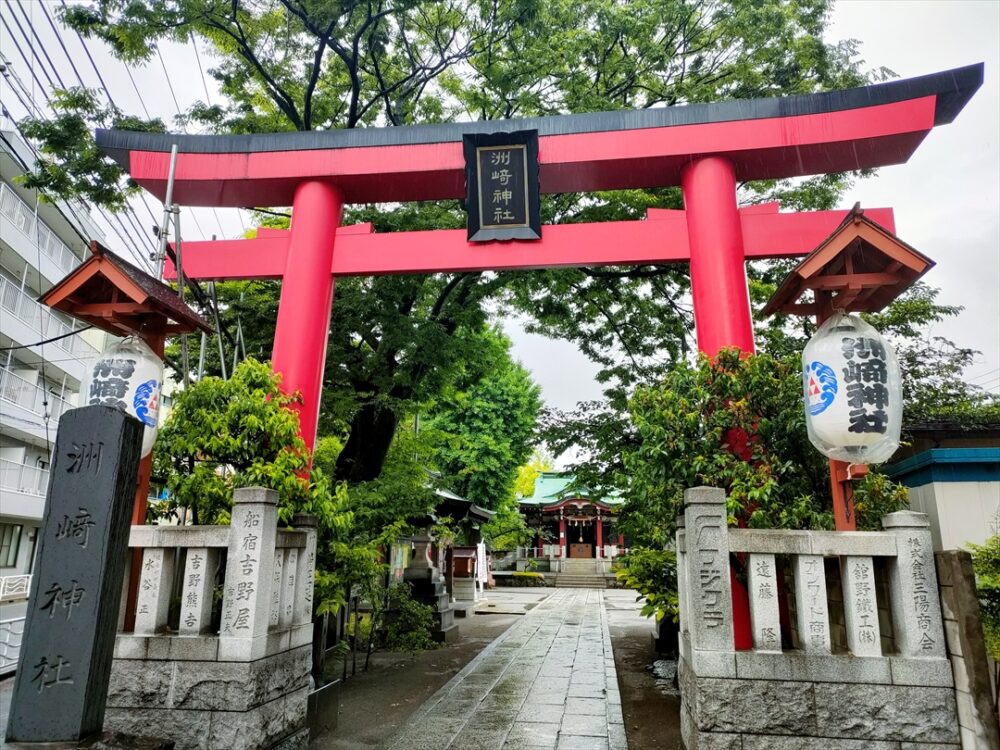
<box><xmin>3</xmin><ymin>731</ymin><xmax>175</xmax><ymax>750</ymax></box>
<box><xmin>104</xmin><ymin>687</ymin><xmax>307</xmax><ymax>750</ymax></box>
<box><xmin>104</xmin><ymin>644</ymin><xmax>311</xmax><ymax>750</ymax></box>
<box><xmin>108</xmin><ymin>645</ymin><xmax>311</xmax><ymax>713</ymax></box>
<box><xmin>433</xmin><ymin>623</ymin><xmax>460</xmax><ymax>644</ymax></box>
<box><xmin>679</xmin><ymin>657</ymin><xmax>961</xmax><ymax>749</ymax></box>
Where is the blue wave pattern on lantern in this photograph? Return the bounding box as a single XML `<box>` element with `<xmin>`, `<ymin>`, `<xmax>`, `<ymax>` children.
<box><xmin>805</xmin><ymin>361</ymin><xmax>837</xmax><ymax>416</ymax></box>
<box><xmin>133</xmin><ymin>379</ymin><xmax>159</xmax><ymax>427</ymax></box>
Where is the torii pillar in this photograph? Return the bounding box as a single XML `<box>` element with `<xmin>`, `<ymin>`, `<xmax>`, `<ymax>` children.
<box><xmin>271</xmin><ymin>181</ymin><xmax>344</xmax><ymax>448</ymax></box>
<box><xmin>683</xmin><ymin>157</ymin><xmax>756</xmax><ymax>355</ymax></box>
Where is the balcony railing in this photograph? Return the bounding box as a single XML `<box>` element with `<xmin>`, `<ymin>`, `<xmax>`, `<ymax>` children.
<box><xmin>0</xmin><ymin>575</ymin><xmax>31</xmax><ymax>602</ymax></box>
<box><xmin>0</xmin><ymin>182</ymin><xmax>82</xmax><ymax>277</ymax></box>
<box><xmin>0</xmin><ymin>459</ymin><xmax>49</xmax><ymax>497</ymax></box>
<box><xmin>0</xmin><ymin>367</ymin><xmax>73</xmax><ymax>425</ymax></box>
<box><xmin>0</xmin><ymin>273</ymin><xmax>98</xmax><ymax>359</ymax></box>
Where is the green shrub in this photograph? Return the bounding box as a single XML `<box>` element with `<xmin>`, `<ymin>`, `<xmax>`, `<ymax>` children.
<box><xmin>969</xmin><ymin>535</ymin><xmax>1000</xmax><ymax>662</ymax></box>
<box><xmin>384</xmin><ymin>583</ymin><xmax>438</xmax><ymax>652</ymax></box>
<box><xmin>614</xmin><ymin>548</ymin><xmax>677</xmax><ymax>621</ymax></box>
<box><xmin>512</xmin><ymin>571</ymin><xmax>546</xmax><ymax>587</ymax></box>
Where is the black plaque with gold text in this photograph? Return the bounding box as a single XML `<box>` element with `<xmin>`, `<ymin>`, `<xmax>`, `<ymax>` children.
<box><xmin>464</xmin><ymin>130</ymin><xmax>541</xmax><ymax>241</ymax></box>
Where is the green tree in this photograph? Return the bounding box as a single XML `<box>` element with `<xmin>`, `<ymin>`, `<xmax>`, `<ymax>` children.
<box><xmin>755</xmin><ymin>280</ymin><xmax>998</xmax><ymax>426</ymax></box>
<box><xmin>424</xmin><ymin>327</ymin><xmax>542</xmax><ymax>509</ymax></box>
<box><xmin>27</xmin><ymin>0</ymin><xmax>880</xmax><ymax>486</ymax></box>
<box><xmin>513</xmin><ymin>448</ymin><xmax>554</xmax><ymax>498</ymax></box>
<box><xmin>617</xmin><ymin>349</ymin><xmax>908</xmax><ymax>620</ymax></box>
<box><xmin>969</xmin><ymin>535</ymin><xmax>1000</xmax><ymax>663</ymax></box>
<box><xmin>969</xmin><ymin>533</ymin><xmax>1000</xmax><ymax>717</ymax></box>
<box><xmin>18</xmin><ymin>87</ymin><xmax>164</xmax><ymax>210</ymax></box>
<box><xmin>152</xmin><ymin>357</ymin><xmax>337</xmax><ymax>525</ymax></box>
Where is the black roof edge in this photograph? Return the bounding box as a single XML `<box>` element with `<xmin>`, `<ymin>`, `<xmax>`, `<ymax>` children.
<box><xmin>96</xmin><ymin>63</ymin><xmax>984</xmax><ymax>160</ymax></box>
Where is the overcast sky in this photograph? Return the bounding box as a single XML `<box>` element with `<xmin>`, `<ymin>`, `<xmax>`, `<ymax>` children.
<box><xmin>511</xmin><ymin>1</ymin><xmax>1000</xmax><ymax>415</ymax></box>
<box><xmin>2</xmin><ymin>0</ymin><xmax>997</xmax><ymax>420</ymax></box>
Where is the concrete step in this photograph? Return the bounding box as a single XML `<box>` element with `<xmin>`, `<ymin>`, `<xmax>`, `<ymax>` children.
<box><xmin>560</xmin><ymin>563</ymin><xmax>600</xmax><ymax>575</ymax></box>
<box><xmin>553</xmin><ymin>574</ymin><xmax>609</xmax><ymax>589</ymax></box>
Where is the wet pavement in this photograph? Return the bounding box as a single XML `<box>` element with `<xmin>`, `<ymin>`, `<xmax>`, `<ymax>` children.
<box><xmin>380</xmin><ymin>588</ymin><xmax>627</xmax><ymax>750</ymax></box>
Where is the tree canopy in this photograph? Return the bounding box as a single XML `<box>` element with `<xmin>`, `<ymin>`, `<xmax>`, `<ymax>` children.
<box><xmin>22</xmin><ymin>0</ymin><xmax>886</xmax><ymax>489</ymax></box>
<box><xmin>423</xmin><ymin>326</ymin><xmax>542</xmax><ymax>510</ymax></box>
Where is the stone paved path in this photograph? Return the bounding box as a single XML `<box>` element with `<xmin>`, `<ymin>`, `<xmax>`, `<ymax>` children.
<box><xmin>381</xmin><ymin>589</ymin><xmax>627</xmax><ymax>750</ymax></box>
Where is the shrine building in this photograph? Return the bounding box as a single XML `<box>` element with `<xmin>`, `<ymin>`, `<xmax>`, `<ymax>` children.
<box><xmin>519</xmin><ymin>473</ymin><xmax>624</xmax><ymax>561</ymax></box>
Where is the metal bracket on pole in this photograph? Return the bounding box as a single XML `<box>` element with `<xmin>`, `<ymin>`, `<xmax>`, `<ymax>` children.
<box><xmin>153</xmin><ymin>144</ymin><xmax>179</xmax><ymax>278</ymax></box>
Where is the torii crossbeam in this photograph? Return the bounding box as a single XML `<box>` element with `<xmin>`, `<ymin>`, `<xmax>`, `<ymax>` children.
<box><xmin>98</xmin><ymin>64</ymin><xmax>981</xmax><ymax>454</ymax></box>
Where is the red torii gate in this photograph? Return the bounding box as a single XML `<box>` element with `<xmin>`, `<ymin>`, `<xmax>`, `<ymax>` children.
<box><xmin>97</xmin><ymin>63</ymin><xmax>980</xmax><ymax>475</ymax></box>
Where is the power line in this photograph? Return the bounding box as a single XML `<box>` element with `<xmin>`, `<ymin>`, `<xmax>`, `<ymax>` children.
<box><xmin>190</xmin><ymin>32</ymin><xmax>213</xmax><ymax>105</ymax></box>
<box><xmin>157</xmin><ymin>49</ymin><xmax>184</xmax><ymax>123</ymax></box>
<box><xmin>0</xmin><ymin>40</ymin><xmax>152</xmax><ymax>273</ymax></box>
<box><xmin>34</xmin><ymin>4</ymin><xmax>159</xmax><ymax>267</ymax></box>
<box><xmin>0</xmin><ymin>74</ymin><xmax>156</xmax><ymax>274</ymax></box>
<box><xmin>39</xmin><ymin>1</ymin><xmax>88</xmax><ymax>93</ymax></box>
<box><xmin>0</xmin><ymin>40</ymin><xmax>156</xmax><ymax>281</ymax></box>
<box><xmin>59</xmin><ymin>0</ymin><xmax>118</xmax><ymax>110</ymax></box>
<box><xmin>150</xmin><ymin>46</ymin><xmax>219</xmax><ymax>240</ymax></box>
<box><xmin>0</xmin><ymin>16</ymin><xmax>52</xmax><ymax>97</ymax></box>
<box><xmin>11</xmin><ymin>1</ymin><xmax>66</xmax><ymax>89</ymax></box>
<box><xmin>969</xmin><ymin>367</ymin><xmax>1000</xmax><ymax>384</ymax></box>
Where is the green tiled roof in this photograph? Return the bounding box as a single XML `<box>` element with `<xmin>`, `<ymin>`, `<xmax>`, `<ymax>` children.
<box><xmin>518</xmin><ymin>472</ymin><xmax>623</xmax><ymax>507</ymax></box>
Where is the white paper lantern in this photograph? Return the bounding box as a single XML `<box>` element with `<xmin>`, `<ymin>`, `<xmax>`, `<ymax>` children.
<box><xmin>79</xmin><ymin>336</ymin><xmax>163</xmax><ymax>457</ymax></box>
<box><xmin>802</xmin><ymin>311</ymin><xmax>902</xmax><ymax>464</ymax></box>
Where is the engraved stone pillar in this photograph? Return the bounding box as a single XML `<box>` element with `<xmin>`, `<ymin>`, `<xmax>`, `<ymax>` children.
<box><xmin>134</xmin><ymin>548</ymin><xmax>175</xmax><ymax>635</ymax></box>
<box><xmin>291</xmin><ymin>514</ymin><xmax>317</xmax><ymax>632</ymax></box>
<box><xmin>279</xmin><ymin>546</ymin><xmax>298</xmax><ymax>629</ymax></box>
<box><xmin>882</xmin><ymin>511</ymin><xmax>947</xmax><ymax>658</ymax></box>
<box><xmin>676</xmin><ymin>514</ymin><xmax>689</xmax><ymax>659</ymax></box>
<box><xmin>748</xmin><ymin>553</ymin><xmax>781</xmax><ymax>652</ymax></box>
<box><xmin>794</xmin><ymin>554</ymin><xmax>831</xmax><ymax>653</ymax></box>
<box><xmin>219</xmin><ymin>487</ymin><xmax>278</xmax><ymax>661</ymax></box>
<box><xmin>683</xmin><ymin>487</ymin><xmax>733</xmax><ymax>653</ymax></box>
<box><xmin>178</xmin><ymin>548</ymin><xmax>217</xmax><ymax>635</ymax></box>
<box><xmin>841</xmin><ymin>555</ymin><xmax>882</xmax><ymax>657</ymax></box>
<box><xmin>5</xmin><ymin>407</ymin><xmax>143</xmax><ymax>743</ymax></box>
<box><xmin>269</xmin><ymin>548</ymin><xmax>285</xmax><ymax>629</ymax></box>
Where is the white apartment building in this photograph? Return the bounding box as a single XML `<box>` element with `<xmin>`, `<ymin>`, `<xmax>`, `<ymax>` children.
<box><xmin>0</xmin><ymin>127</ymin><xmax>110</xmax><ymax>670</ymax></box>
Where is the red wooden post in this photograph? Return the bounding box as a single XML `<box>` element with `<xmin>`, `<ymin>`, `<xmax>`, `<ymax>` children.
<box><xmin>681</xmin><ymin>157</ymin><xmax>756</xmax><ymax>357</ymax></box>
<box><xmin>559</xmin><ymin>517</ymin><xmax>567</xmax><ymax>558</ymax></box>
<box><xmin>271</xmin><ymin>181</ymin><xmax>344</xmax><ymax>454</ymax></box>
<box><xmin>682</xmin><ymin>156</ymin><xmax>755</xmax><ymax>649</ymax></box>
<box><xmin>122</xmin><ymin>326</ymin><xmax>166</xmax><ymax>631</ymax></box>
<box><xmin>596</xmin><ymin>517</ymin><xmax>603</xmax><ymax>559</ymax></box>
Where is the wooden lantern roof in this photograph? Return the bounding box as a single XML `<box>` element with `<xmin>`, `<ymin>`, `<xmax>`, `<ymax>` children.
<box><xmin>761</xmin><ymin>205</ymin><xmax>935</xmax><ymax>319</ymax></box>
<box><xmin>40</xmin><ymin>241</ymin><xmax>213</xmax><ymax>338</ymax></box>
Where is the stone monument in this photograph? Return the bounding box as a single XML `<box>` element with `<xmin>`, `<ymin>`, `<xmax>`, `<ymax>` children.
<box><xmin>403</xmin><ymin>533</ymin><xmax>457</xmax><ymax>642</ymax></box>
<box><xmin>5</xmin><ymin>406</ymin><xmax>143</xmax><ymax>743</ymax></box>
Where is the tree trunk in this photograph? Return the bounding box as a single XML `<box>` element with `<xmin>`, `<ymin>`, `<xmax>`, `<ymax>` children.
<box><xmin>334</xmin><ymin>401</ymin><xmax>399</xmax><ymax>483</ymax></box>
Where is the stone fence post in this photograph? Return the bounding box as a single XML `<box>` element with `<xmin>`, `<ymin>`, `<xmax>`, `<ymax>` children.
<box><xmin>882</xmin><ymin>510</ymin><xmax>948</xmax><ymax>659</ymax></box>
<box><xmin>219</xmin><ymin>487</ymin><xmax>279</xmax><ymax>661</ymax></box>
<box><xmin>682</xmin><ymin>487</ymin><xmax>734</xmax><ymax>675</ymax></box>
<box><xmin>290</xmin><ymin>513</ymin><xmax>318</xmax><ymax>650</ymax></box>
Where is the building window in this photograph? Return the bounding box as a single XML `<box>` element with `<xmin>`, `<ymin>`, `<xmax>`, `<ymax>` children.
<box><xmin>0</xmin><ymin>523</ymin><xmax>23</xmax><ymax>567</ymax></box>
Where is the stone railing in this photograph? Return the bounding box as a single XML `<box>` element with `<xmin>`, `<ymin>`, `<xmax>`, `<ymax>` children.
<box><xmin>677</xmin><ymin>486</ymin><xmax>963</xmax><ymax>750</ymax></box>
<box><xmin>105</xmin><ymin>487</ymin><xmax>317</xmax><ymax>750</ymax></box>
